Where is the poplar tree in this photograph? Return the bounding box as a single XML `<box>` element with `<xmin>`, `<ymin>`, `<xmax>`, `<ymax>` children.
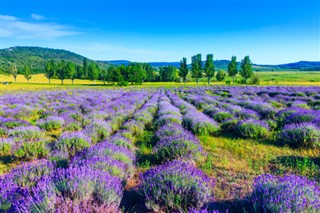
<box><xmin>204</xmin><ymin>54</ymin><xmax>215</xmax><ymax>84</ymax></box>
<box><xmin>179</xmin><ymin>57</ymin><xmax>189</xmax><ymax>84</ymax></box>
<box><xmin>228</xmin><ymin>56</ymin><xmax>238</xmax><ymax>84</ymax></box>
<box><xmin>240</xmin><ymin>56</ymin><xmax>253</xmax><ymax>83</ymax></box>
<box><xmin>191</xmin><ymin>54</ymin><xmax>202</xmax><ymax>85</ymax></box>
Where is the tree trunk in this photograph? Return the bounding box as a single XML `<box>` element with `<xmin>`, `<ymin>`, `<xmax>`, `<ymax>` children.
<box><xmin>49</xmin><ymin>78</ymin><xmax>51</xmax><ymax>84</ymax></box>
<box><xmin>196</xmin><ymin>78</ymin><xmax>199</xmax><ymax>85</ymax></box>
<box><xmin>183</xmin><ymin>78</ymin><xmax>186</xmax><ymax>84</ymax></box>
<box><xmin>61</xmin><ymin>79</ymin><xmax>64</xmax><ymax>85</ymax></box>
<box><xmin>14</xmin><ymin>77</ymin><xmax>17</xmax><ymax>82</ymax></box>
<box><xmin>207</xmin><ymin>77</ymin><xmax>210</xmax><ymax>85</ymax></box>
<box><xmin>28</xmin><ymin>79</ymin><xmax>30</xmax><ymax>83</ymax></box>
<box><xmin>232</xmin><ymin>76</ymin><xmax>235</xmax><ymax>84</ymax></box>
<box><xmin>72</xmin><ymin>79</ymin><xmax>74</xmax><ymax>85</ymax></box>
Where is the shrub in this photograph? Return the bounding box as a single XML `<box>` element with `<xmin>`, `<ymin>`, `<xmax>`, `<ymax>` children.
<box><xmin>14</xmin><ymin>141</ymin><xmax>49</xmax><ymax>160</ymax></box>
<box><xmin>285</xmin><ymin>110</ymin><xmax>319</xmax><ymax>126</ymax></box>
<box><xmin>156</xmin><ymin>114</ymin><xmax>182</xmax><ymax>127</ymax></box>
<box><xmin>249</xmin><ymin>74</ymin><xmax>260</xmax><ymax>84</ymax></box>
<box><xmin>0</xmin><ymin>138</ymin><xmax>14</xmax><ymax>156</ymax></box>
<box><xmin>10</xmin><ymin>160</ymin><xmax>54</xmax><ymax>188</ymax></box>
<box><xmin>216</xmin><ymin>70</ymin><xmax>226</xmax><ymax>81</ymax></box>
<box><xmin>183</xmin><ymin>111</ymin><xmax>220</xmax><ymax>136</ymax></box>
<box><xmin>38</xmin><ymin>116</ymin><xmax>65</xmax><ymax>131</ymax></box>
<box><xmin>55</xmin><ymin>131</ymin><xmax>91</xmax><ymax>157</ymax></box>
<box><xmin>140</xmin><ymin>160</ymin><xmax>214</xmax><ymax>212</ymax></box>
<box><xmin>213</xmin><ymin>111</ymin><xmax>234</xmax><ymax>123</ymax></box>
<box><xmin>71</xmin><ymin>155</ymin><xmax>127</xmax><ymax>180</ymax></box>
<box><xmin>84</xmin><ymin>119</ymin><xmax>112</xmax><ymax>143</ymax></box>
<box><xmin>53</xmin><ymin>166</ymin><xmax>123</xmax><ymax>208</ymax></box>
<box><xmin>250</xmin><ymin>174</ymin><xmax>320</xmax><ymax>213</ymax></box>
<box><xmin>153</xmin><ymin>133</ymin><xmax>202</xmax><ymax>162</ymax></box>
<box><xmin>236</xmin><ymin>119</ymin><xmax>269</xmax><ymax>138</ymax></box>
<box><xmin>155</xmin><ymin>123</ymin><xmax>186</xmax><ymax>140</ymax></box>
<box><xmin>236</xmin><ymin>109</ymin><xmax>260</xmax><ymax>120</ymax></box>
<box><xmin>277</xmin><ymin>123</ymin><xmax>320</xmax><ymax>148</ymax></box>
<box><xmin>9</xmin><ymin>126</ymin><xmax>45</xmax><ymax>142</ymax></box>
<box><xmin>221</xmin><ymin>118</ymin><xmax>238</xmax><ymax>132</ymax></box>
<box><xmin>122</xmin><ymin>120</ymin><xmax>145</xmax><ymax>136</ymax></box>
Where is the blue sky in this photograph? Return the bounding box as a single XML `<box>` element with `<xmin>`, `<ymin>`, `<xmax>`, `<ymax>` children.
<box><xmin>1</xmin><ymin>0</ymin><xmax>319</xmax><ymax>64</ymax></box>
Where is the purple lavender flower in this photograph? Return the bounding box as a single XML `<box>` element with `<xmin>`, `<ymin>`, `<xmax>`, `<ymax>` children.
<box><xmin>140</xmin><ymin>160</ymin><xmax>215</xmax><ymax>212</ymax></box>
<box><xmin>55</xmin><ymin>131</ymin><xmax>91</xmax><ymax>157</ymax></box>
<box><xmin>278</xmin><ymin>122</ymin><xmax>320</xmax><ymax>148</ymax></box>
<box><xmin>183</xmin><ymin>110</ymin><xmax>220</xmax><ymax>136</ymax></box>
<box><xmin>9</xmin><ymin>126</ymin><xmax>45</xmax><ymax>142</ymax></box>
<box><xmin>153</xmin><ymin>132</ymin><xmax>203</xmax><ymax>162</ymax></box>
<box><xmin>251</xmin><ymin>174</ymin><xmax>320</xmax><ymax>213</ymax></box>
<box><xmin>236</xmin><ymin>119</ymin><xmax>269</xmax><ymax>138</ymax></box>
<box><xmin>37</xmin><ymin>116</ymin><xmax>65</xmax><ymax>131</ymax></box>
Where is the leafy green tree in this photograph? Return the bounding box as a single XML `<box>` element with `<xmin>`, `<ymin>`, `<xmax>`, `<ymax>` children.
<box><xmin>10</xmin><ymin>64</ymin><xmax>18</xmax><ymax>82</ymax></box>
<box><xmin>23</xmin><ymin>65</ymin><xmax>32</xmax><ymax>83</ymax></box>
<box><xmin>179</xmin><ymin>57</ymin><xmax>189</xmax><ymax>84</ymax></box>
<box><xmin>57</xmin><ymin>60</ymin><xmax>66</xmax><ymax>85</ymax></box>
<box><xmin>216</xmin><ymin>70</ymin><xmax>226</xmax><ymax>81</ymax></box>
<box><xmin>106</xmin><ymin>65</ymin><xmax>119</xmax><ymax>84</ymax></box>
<box><xmin>83</xmin><ymin>58</ymin><xmax>88</xmax><ymax>79</ymax></box>
<box><xmin>118</xmin><ymin>65</ymin><xmax>130</xmax><ymax>80</ymax></box>
<box><xmin>99</xmin><ymin>68</ymin><xmax>108</xmax><ymax>84</ymax></box>
<box><xmin>145</xmin><ymin>63</ymin><xmax>157</xmax><ymax>82</ymax></box>
<box><xmin>45</xmin><ymin>60</ymin><xmax>55</xmax><ymax>84</ymax></box>
<box><xmin>159</xmin><ymin>66</ymin><xmax>177</xmax><ymax>82</ymax></box>
<box><xmin>191</xmin><ymin>54</ymin><xmax>203</xmax><ymax>84</ymax></box>
<box><xmin>128</xmin><ymin>63</ymin><xmax>146</xmax><ymax>85</ymax></box>
<box><xmin>240</xmin><ymin>56</ymin><xmax>253</xmax><ymax>83</ymax></box>
<box><xmin>204</xmin><ymin>54</ymin><xmax>215</xmax><ymax>84</ymax></box>
<box><xmin>227</xmin><ymin>56</ymin><xmax>238</xmax><ymax>84</ymax></box>
<box><xmin>66</xmin><ymin>62</ymin><xmax>76</xmax><ymax>84</ymax></box>
<box><xmin>88</xmin><ymin>63</ymin><xmax>100</xmax><ymax>84</ymax></box>
<box><xmin>76</xmin><ymin>65</ymin><xmax>83</xmax><ymax>79</ymax></box>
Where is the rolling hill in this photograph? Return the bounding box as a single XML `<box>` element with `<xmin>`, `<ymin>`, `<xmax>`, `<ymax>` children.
<box><xmin>0</xmin><ymin>46</ymin><xmax>107</xmax><ymax>74</ymax></box>
<box><xmin>1</xmin><ymin>46</ymin><xmax>319</xmax><ymax>74</ymax></box>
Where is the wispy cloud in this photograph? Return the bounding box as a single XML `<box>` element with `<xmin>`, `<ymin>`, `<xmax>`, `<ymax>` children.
<box><xmin>60</xmin><ymin>42</ymin><xmax>176</xmax><ymax>62</ymax></box>
<box><xmin>31</xmin><ymin>13</ymin><xmax>46</xmax><ymax>20</ymax></box>
<box><xmin>0</xmin><ymin>15</ymin><xmax>79</xmax><ymax>39</ymax></box>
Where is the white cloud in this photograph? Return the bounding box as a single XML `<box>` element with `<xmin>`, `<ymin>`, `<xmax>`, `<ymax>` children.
<box><xmin>31</xmin><ymin>13</ymin><xmax>46</xmax><ymax>20</ymax></box>
<box><xmin>0</xmin><ymin>15</ymin><xmax>79</xmax><ymax>39</ymax></box>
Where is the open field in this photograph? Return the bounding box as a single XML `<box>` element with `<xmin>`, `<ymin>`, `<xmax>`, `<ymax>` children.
<box><xmin>0</xmin><ymin>86</ymin><xmax>319</xmax><ymax>212</ymax></box>
<box><xmin>1</xmin><ymin>71</ymin><xmax>320</xmax><ymax>88</ymax></box>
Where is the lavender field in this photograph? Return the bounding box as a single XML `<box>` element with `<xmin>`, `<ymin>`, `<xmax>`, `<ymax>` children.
<box><xmin>0</xmin><ymin>86</ymin><xmax>319</xmax><ymax>213</ymax></box>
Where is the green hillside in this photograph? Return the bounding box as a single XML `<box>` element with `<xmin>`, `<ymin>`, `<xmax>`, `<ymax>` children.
<box><xmin>0</xmin><ymin>46</ymin><xmax>107</xmax><ymax>74</ymax></box>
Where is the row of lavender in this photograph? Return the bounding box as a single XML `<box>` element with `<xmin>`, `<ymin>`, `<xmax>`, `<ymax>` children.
<box><xmin>174</xmin><ymin>86</ymin><xmax>320</xmax><ymax>148</ymax></box>
<box><xmin>140</xmin><ymin>91</ymin><xmax>215</xmax><ymax>212</ymax></box>
<box><xmin>0</xmin><ymin>89</ymin><xmax>160</xmax><ymax>212</ymax></box>
<box><xmin>162</xmin><ymin>88</ymin><xmax>319</xmax><ymax>212</ymax></box>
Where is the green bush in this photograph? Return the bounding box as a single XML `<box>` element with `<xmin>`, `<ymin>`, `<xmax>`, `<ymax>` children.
<box><xmin>213</xmin><ymin>111</ymin><xmax>234</xmax><ymax>123</ymax></box>
<box><xmin>14</xmin><ymin>141</ymin><xmax>49</xmax><ymax>160</ymax></box>
<box><xmin>236</xmin><ymin>120</ymin><xmax>269</xmax><ymax>139</ymax></box>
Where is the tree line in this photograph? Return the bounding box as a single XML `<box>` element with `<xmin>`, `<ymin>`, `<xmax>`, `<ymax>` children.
<box><xmin>9</xmin><ymin>55</ymin><xmax>257</xmax><ymax>85</ymax></box>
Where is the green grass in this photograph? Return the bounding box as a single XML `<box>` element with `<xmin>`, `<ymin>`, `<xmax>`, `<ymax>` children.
<box><xmin>197</xmin><ymin>134</ymin><xmax>320</xmax><ymax>201</ymax></box>
<box><xmin>1</xmin><ymin>71</ymin><xmax>320</xmax><ymax>93</ymax></box>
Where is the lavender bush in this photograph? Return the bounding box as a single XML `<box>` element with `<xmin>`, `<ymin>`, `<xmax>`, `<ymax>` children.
<box><xmin>250</xmin><ymin>174</ymin><xmax>320</xmax><ymax>213</ymax></box>
<box><xmin>140</xmin><ymin>160</ymin><xmax>215</xmax><ymax>212</ymax></box>
<box><xmin>55</xmin><ymin>131</ymin><xmax>91</xmax><ymax>157</ymax></box>
<box><xmin>277</xmin><ymin>122</ymin><xmax>320</xmax><ymax>148</ymax></box>
<box><xmin>37</xmin><ymin>116</ymin><xmax>65</xmax><ymax>131</ymax></box>
<box><xmin>236</xmin><ymin>119</ymin><xmax>269</xmax><ymax>139</ymax></box>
